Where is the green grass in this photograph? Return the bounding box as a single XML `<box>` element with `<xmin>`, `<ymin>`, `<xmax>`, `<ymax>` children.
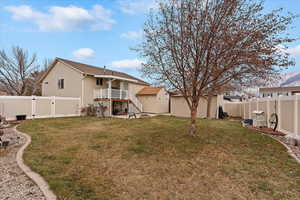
<box><xmin>18</xmin><ymin>116</ymin><xmax>300</xmax><ymax>200</ymax></box>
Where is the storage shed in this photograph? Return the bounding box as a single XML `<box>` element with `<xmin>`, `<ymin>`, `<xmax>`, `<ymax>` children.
<box><xmin>136</xmin><ymin>87</ymin><xmax>170</xmax><ymax>114</ymax></box>
<box><xmin>170</xmin><ymin>93</ymin><xmax>221</xmax><ymax>118</ymax></box>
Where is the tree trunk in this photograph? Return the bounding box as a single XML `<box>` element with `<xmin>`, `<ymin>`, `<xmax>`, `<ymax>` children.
<box><xmin>189</xmin><ymin>107</ymin><xmax>198</xmax><ymax>136</ymax></box>
<box><xmin>206</xmin><ymin>95</ymin><xmax>212</xmax><ymax>119</ymax></box>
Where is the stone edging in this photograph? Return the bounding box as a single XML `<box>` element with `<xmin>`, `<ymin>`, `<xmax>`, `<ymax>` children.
<box><xmin>269</xmin><ymin>135</ymin><xmax>300</xmax><ymax>164</ymax></box>
<box><xmin>14</xmin><ymin>126</ymin><xmax>57</xmax><ymax>200</ymax></box>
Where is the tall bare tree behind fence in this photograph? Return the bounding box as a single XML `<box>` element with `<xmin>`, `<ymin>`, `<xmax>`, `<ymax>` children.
<box><xmin>136</xmin><ymin>0</ymin><xmax>296</xmax><ymax>135</ymax></box>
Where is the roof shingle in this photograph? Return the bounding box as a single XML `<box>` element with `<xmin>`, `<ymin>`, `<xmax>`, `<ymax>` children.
<box><xmin>54</xmin><ymin>58</ymin><xmax>149</xmax><ymax>85</ymax></box>
<box><xmin>137</xmin><ymin>87</ymin><xmax>163</xmax><ymax>95</ymax></box>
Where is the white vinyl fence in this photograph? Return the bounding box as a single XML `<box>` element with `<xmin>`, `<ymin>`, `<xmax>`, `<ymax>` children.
<box><xmin>0</xmin><ymin>96</ymin><xmax>81</xmax><ymax>121</ymax></box>
<box><xmin>223</xmin><ymin>95</ymin><xmax>300</xmax><ymax>138</ymax></box>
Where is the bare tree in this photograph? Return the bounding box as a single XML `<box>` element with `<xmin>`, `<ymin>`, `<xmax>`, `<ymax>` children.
<box><xmin>136</xmin><ymin>0</ymin><xmax>296</xmax><ymax>135</ymax></box>
<box><xmin>0</xmin><ymin>46</ymin><xmax>39</xmax><ymax>95</ymax></box>
<box><xmin>26</xmin><ymin>58</ymin><xmax>54</xmax><ymax>96</ymax></box>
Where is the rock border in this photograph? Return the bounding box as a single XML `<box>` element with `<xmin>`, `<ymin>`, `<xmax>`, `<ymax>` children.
<box><xmin>14</xmin><ymin>126</ymin><xmax>57</xmax><ymax>200</ymax></box>
<box><xmin>268</xmin><ymin>134</ymin><xmax>300</xmax><ymax>164</ymax></box>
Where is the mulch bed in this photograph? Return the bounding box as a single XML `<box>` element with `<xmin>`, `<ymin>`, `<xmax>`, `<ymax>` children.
<box><xmin>245</xmin><ymin>125</ymin><xmax>286</xmax><ymax>136</ymax></box>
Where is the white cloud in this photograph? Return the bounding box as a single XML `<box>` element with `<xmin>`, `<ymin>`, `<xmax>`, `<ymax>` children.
<box><xmin>120</xmin><ymin>30</ymin><xmax>143</xmax><ymax>40</ymax></box>
<box><xmin>277</xmin><ymin>44</ymin><xmax>300</xmax><ymax>58</ymax></box>
<box><xmin>110</xmin><ymin>59</ymin><xmax>144</xmax><ymax>69</ymax></box>
<box><xmin>287</xmin><ymin>45</ymin><xmax>300</xmax><ymax>58</ymax></box>
<box><xmin>119</xmin><ymin>0</ymin><xmax>158</xmax><ymax>15</ymax></box>
<box><xmin>72</xmin><ymin>48</ymin><xmax>95</xmax><ymax>60</ymax></box>
<box><xmin>5</xmin><ymin>4</ymin><xmax>116</xmax><ymax>32</ymax></box>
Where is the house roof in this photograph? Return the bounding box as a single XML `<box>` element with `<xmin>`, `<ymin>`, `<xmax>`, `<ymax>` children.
<box><xmin>39</xmin><ymin>58</ymin><xmax>149</xmax><ymax>85</ymax></box>
<box><xmin>259</xmin><ymin>86</ymin><xmax>300</xmax><ymax>93</ymax></box>
<box><xmin>137</xmin><ymin>87</ymin><xmax>163</xmax><ymax>95</ymax></box>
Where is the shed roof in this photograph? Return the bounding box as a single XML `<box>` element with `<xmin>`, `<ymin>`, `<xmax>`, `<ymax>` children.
<box><xmin>137</xmin><ymin>87</ymin><xmax>164</xmax><ymax>95</ymax></box>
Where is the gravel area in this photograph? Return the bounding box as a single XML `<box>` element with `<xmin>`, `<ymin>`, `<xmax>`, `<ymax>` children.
<box><xmin>0</xmin><ymin>127</ymin><xmax>46</xmax><ymax>200</ymax></box>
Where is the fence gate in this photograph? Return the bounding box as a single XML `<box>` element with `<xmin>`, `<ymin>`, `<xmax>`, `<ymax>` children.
<box><xmin>0</xmin><ymin>96</ymin><xmax>81</xmax><ymax>121</ymax></box>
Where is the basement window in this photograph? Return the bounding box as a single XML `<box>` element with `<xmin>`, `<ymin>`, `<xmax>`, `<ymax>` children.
<box><xmin>96</xmin><ymin>78</ymin><xmax>103</xmax><ymax>86</ymax></box>
<box><xmin>58</xmin><ymin>79</ymin><xmax>64</xmax><ymax>89</ymax></box>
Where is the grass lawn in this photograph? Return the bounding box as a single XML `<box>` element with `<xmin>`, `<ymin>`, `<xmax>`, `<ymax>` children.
<box><xmin>18</xmin><ymin>116</ymin><xmax>300</xmax><ymax>200</ymax></box>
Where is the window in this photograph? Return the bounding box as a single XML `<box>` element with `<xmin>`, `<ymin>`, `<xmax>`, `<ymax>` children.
<box><xmin>96</xmin><ymin>78</ymin><xmax>103</xmax><ymax>86</ymax></box>
<box><xmin>58</xmin><ymin>79</ymin><xmax>64</xmax><ymax>89</ymax></box>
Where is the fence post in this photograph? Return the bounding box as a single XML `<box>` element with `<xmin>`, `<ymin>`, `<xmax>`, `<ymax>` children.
<box><xmin>51</xmin><ymin>96</ymin><xmax>56</xmax><ymax>117</ymax></box>
<box><xmin>31</xmin><ymin>96</ymin><xmax>36</xmax><ymax>119</ymax></box>
<box><xmin>266</xmin><ymin>99</ymin><xmax>270</xmax><ymax>128</ymax></box>
<box><xmin>78</xmin><ymin>98</ymin><xmax>82</xmax><ymax>116</ymax></box>
<box><xmin>278</xmin><ymin>96</ymin><xmax>281</xmax><ymax>131</ymax></box>
<box><xmin>243</xmin><ymin>102</ymin><xmax>245</xmax><ymax>119</ymax></box>
<box><xmin>294</xmin><ymin>95</ymin><xmax>298</xmax><ymax>138</ymax></box>
<box><xmin>249</xmin><ymin>101</ymin><xmax>251</xmax><ymax>119</ymax></box>
<box><xmin>239</xmin><ymin>103</ymin><xmax>242</xmax><ymax>117</ymax></box>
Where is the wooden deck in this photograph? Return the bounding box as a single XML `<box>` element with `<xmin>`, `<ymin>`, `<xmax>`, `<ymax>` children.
<box><xmin>94</xmin><ymin>98</ymin><xmax>131</xmax><ymax>102</ymax></box>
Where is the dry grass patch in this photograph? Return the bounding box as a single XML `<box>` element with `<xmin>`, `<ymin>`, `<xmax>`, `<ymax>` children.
<box><xmin>18</xmin><ymin>116</ymin><xmax>300</xmax><ymax>200</ymax></box>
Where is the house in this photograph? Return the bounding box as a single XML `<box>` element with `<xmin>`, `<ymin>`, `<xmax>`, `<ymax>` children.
<box><xmin>136</xmin><ymin>87</ymin><xmax>170</xmax><ymax>113</ymax></box>
<box><xmin>39</xmin><ymin>58</ymin><xmax>155</xmax><ymax>116</ymax></box>
<box><xmin>170</xmin><ymin>91</ymin><xmax>223</xmax><ymax>118</ymax></box>
<box><xmin>259</xmin><ymin>86</ymin><xmax>300</xmax><ymax>98</ymax></box>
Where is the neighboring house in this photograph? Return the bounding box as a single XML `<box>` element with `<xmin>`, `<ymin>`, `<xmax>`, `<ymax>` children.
<box><xmin>223</xmin><ymin>95</ymin><xmax>242</xmax><ymax>102</ymax></box>
<box><xmin>259</xmin><ymin>86</ymin><xmax>300</xmax><ymax>98</ymax></box>
<box><xmin>136</xmin><ymin>87</ymin><xmax>169</xmax><ymax>113</ymax></box>
<box><xmin>39</xmin><ymin>58</ymin><xmax>150</xmax><ymax>116</ymax></box>
<box><xmin>170</xmin><ymin>92</ymin><xmax>223</xmax><ymax>118</ymax></box>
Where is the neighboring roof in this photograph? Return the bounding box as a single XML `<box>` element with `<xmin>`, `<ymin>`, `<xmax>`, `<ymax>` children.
<box><xmin>0</xmin><ymin>91</ymin><xmax>8</xmax><ymax>96</ymax></box>
<box><xmin>259</xmin><ymin>86</ymin><xmax>300</xmax><ymax>93</ymax></box>
<box><xmin>137</xmin><ymin>87</ymin><xmax>163</xmax><ymax>95</ymax></box>
<box><xmin>223</xmin><ymin>96</ymin><xmax>242</xmax><ymax>102</ymax></box>
<box><xmin>169</xmin><ymin>90</ymin><xmax>218</xmax><ymax>97</ymax></box>
<box><xmin>39</xmin><ymin>58</ymin><xmax>149</xmax><ymax>85</ymax></box>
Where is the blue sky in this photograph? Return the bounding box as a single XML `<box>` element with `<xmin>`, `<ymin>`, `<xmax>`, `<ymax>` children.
<box><xmin>0</xmin><ymin>0</ymin><xmax>300</xmax><ymax>81</ymax></box>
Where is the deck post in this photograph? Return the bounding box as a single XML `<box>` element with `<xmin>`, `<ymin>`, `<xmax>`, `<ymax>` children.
<box><xmin>120</xmin><ymin>82</ymin><xmax>124</xmax><ymax>99</ymax></box>
<box><xmin>108</xmin><ymin>80</ymin><xmax>112</xmax><ymax>99</ymax></box>
<box><xmin>108</xmin><ymin>79</ymin><xmax>112</xmax><ymax>116</ymax></box>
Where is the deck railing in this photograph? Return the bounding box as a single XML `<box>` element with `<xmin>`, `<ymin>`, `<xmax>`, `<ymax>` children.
<box><xmin>94</xmin><ymin>88</ymin><xmax>128</xmax><ymax>99</ymax></box>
